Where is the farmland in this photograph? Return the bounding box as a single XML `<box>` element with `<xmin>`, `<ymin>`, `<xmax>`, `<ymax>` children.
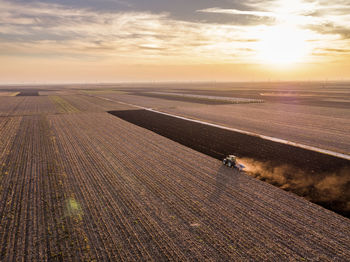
<box><xmin>0</xmin><ymin>83</ymin><xmax>350</xmax><ymax>261</ymax></box>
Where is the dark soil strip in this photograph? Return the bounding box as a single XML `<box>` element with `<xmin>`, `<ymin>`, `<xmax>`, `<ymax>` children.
<box><xmin>16</xmin><ymin>90</ymin><xmax>39</xmax><ymax>96</ymax></box>
<box><xmin>108</xmin><ymin>109</ymin><xmax>350</xmax><ymax>218</ymax></box>
<box><xmin>131</xmin><ymin>92</ymin><xmax>231</xmax><ymax>105</ymax></box>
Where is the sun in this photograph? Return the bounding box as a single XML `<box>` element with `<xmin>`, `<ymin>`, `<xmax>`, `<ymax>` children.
<box><xmin>256</xmin><ymin>25</ymin><xmax>310</xmax><ymax>66</ymax></box>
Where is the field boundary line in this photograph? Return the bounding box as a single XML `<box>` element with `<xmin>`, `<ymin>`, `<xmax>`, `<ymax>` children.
<box><xmin>94</xmin><ymin>95</ymin><xmax>350</xmax><ymax>161</ymax></box>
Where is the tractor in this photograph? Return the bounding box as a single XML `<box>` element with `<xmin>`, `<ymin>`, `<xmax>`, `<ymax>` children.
<box><xmin>223</xmin><ymin>155</ymin><xmax>245</xmax><ymax>171</ymax></box>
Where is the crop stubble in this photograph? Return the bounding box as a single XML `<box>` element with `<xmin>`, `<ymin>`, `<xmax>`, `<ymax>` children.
<box><xmin>0</xmin><ymin>97</ymin><xmax>58</xmax><ymax>117</ymax></box>
<box><xmin>0</xmin><ymin>115</ymin><xmax>94</xmax><ymax>260</ymax></box>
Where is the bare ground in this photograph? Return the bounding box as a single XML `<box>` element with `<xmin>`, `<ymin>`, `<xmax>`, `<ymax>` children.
<box><xmin>0</xmin><ymin>90</ymin><xmax>349</xmax><ymax>261</ymax></box>
<box><xmin>0</xmin><ymin>94</ymin><xmax>350</xmax><ymax>261</ymax></box>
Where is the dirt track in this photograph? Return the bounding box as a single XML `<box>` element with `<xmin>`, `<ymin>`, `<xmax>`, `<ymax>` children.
<box><xmin>1</xmin><ymin>92</ymin><xmax>350</xmax><ymax>261</ymax></box>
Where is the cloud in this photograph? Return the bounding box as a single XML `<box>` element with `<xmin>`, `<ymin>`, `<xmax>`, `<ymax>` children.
<box><xmin>6</xmin><ymin>0</ymin><xmax>279</xmax><ymax>25</ymax></box>
<box><xmin>198</xmin><ymin>7</ymin><xmax>275</xmax><ymax>18</ymax></box>
<box><xmin>307</xmin><ymin>23</ymin><xmax>350</xmax><ymax>39</ymax></box>
<box><xmin>0</xmin><ymin>0</ymin><xmax>349</xmax><ymax>65</ymax></box>
<box><xmin>324</xmin><ymin>48</ymin><xmax>350</xmax><ymax>53</ymax></box>
<box><xmin>0</xmin><ymin>0</ymin><xmax>263</xmax><ymax>63</ymax></box>
<box><xmin>197</xmin><ymin>7</ymin><xmax>276</xmax><ymax>25</ymax></box>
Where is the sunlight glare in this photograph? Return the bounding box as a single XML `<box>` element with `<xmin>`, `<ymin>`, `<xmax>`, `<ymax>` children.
<box><xmin>256</xmin><ymin>25</ymin><xmax>310</xmax><ymax>66</ymax></box>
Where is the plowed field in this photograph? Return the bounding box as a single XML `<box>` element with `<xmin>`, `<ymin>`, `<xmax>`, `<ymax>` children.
<box><xmin>16</xmin><ymin>90</ymin><xmax>39</xmax><ymax>96</ymax></box>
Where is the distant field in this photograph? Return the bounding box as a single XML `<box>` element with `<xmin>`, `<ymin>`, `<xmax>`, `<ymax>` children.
<box><xmin>0</xmin><ymin>92</ymin><xmax>19</xmax><ymax>97</ymax></box>
<box><xmin>0</xmin><ymin>83</ymin><xmax>349</xmax><ymax>261</ymax></box>
<box><xmin>98</xmin><ymin>83</ymin><xmax>350</xmax><ymax>155</ymax></box>
<box><xmin>135</xmin><ymin>91</ymin><xmax>264</xmax><ymax>104</ymax></box>
<box><xmin>81</xmin><ymin>89</ymin><xmax>127</xmax><ymax>95</ymax></box>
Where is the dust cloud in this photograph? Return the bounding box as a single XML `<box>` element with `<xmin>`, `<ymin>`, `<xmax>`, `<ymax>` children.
<box><xmin>238</xmin><ymin>158</ymin><xmax>350</xmax><ymax>213</ymax></box>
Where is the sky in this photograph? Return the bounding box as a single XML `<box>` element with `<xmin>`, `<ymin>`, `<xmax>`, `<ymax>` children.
<box><xmin>1</xmin><ymin>0</ymin><xmax>350</xmax><ymax>83</ymax></box>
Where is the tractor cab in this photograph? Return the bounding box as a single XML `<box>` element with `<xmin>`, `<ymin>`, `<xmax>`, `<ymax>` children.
<box><xmin>223</xmin><ymin>155</ymin><xmax>237</xmax><ymax>167</ymax></box>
